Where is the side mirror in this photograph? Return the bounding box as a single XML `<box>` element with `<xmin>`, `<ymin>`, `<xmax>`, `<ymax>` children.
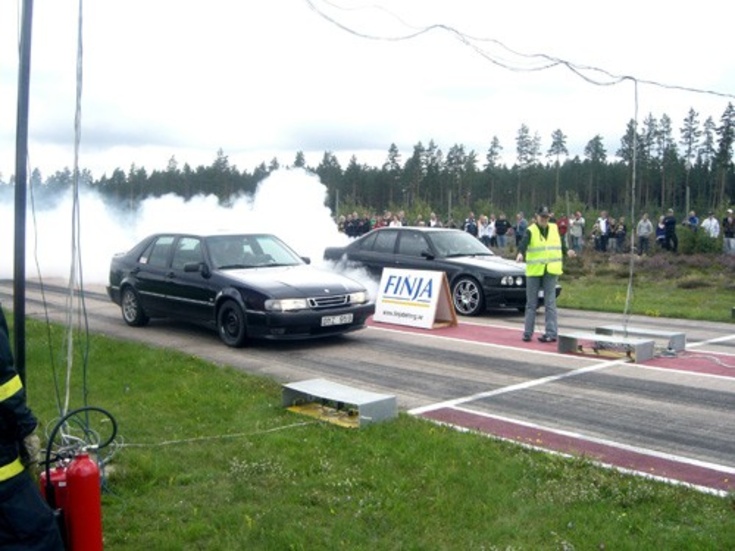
<box><xmin>185</xmin><ymin>261</ymin><xmax>210</xmax><ymax>278</ymax></box>
<box><xmin>301</xmin><ymin>256</ymin><xmax>311</xmax><ymax>265</ymax></box>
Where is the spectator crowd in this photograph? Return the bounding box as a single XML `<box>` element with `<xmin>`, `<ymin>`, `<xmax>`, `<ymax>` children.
<box><xmin>335</xmin><ymin>206</ymin><xmax>735</xmax><ymax>256</ymax></box>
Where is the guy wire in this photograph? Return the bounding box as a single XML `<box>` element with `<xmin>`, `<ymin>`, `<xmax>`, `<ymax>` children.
<box><xmin>621</xmin><ymin>79</ymin><xmax>640</xmax><ymax>335</ymax></box>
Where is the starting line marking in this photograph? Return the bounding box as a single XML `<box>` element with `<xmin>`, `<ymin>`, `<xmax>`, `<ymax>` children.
<box><xmin>686</xmin><ymin>333</ymin><xmax>735</xmax><ymax>348</ymax></box>
<box><xmin>408</xmin><ymin>357</ymin><xmax>625</xmax><ymax>415</ymax></box>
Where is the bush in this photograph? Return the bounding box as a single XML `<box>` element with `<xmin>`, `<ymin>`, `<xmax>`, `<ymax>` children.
<box><xmin>677</xmin><ymin>228</ymin><xmax>722</xmax><ymax>254</ymax></box>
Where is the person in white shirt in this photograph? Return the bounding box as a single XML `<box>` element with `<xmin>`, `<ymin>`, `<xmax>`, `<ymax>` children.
<box><xmin>701</xmin><ymin>211</ymin><xmax>720</xmax><ymax>238</ymax></box>
<box><xmin>636</xmin><ymin>212</ymin><xmax>653</xmax><ymax>255</ymax></box>
<box><xmin>569</xmin><ymin>211</ymin><xmax>585</xmax><ymax>253</ymax></box>
<box><xmin>428</xmin><ymin>212</ymin><xmax>442</xmax><ymax>227</ymax></box>
<box><xmin>596</xmin><ymin>211</ymin><xmax>610</xmax><ymax>251</ymax></box>
<box><xmin>478</xmin><ymin>215</ymin><xmax>494</xmax><ymax>248</ymax></box>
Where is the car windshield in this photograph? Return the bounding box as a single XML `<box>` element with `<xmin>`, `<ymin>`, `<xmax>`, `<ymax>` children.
<box><xmin>206</xmin><ymin>234</ymin><xmax>304</xmax><ymax>269</ymax></box>
<box><xmin>429</xmin><ymin>231</ymin><xmax>495</xmax><ymax>258</ymax></box>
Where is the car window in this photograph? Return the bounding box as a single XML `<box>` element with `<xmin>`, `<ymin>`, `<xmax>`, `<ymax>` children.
<box><xmin>140</xmin><ymin>236</ymin><xmax>175</xmax><ymax>268</ymax></box>
<box><xmin>255</xmin><ymin>235</ymin><xmax>301</xmax><ymax>265</ymax></box>
<box><xmin>355</xmin><ymin>232</ymin><xmax>378</xmax><ymax>251</ymax></box>
<box><xmin>208</xmin><ymin>236</ymin><xmax>249</xmax><ymax>268</ymax></box>
<box><xmin>429</xmin><ymin>231</ymin><xmax>493</xmax><ymax>257</ymax></box>
<box><xmin>171</xmin><ymin>237</ymin><xmax>202</xmax><ymax>270</ymax></box>
<box><xmin>371</xmin><ymin>231</ymin><xmax>398</xmax><ymax>254</ymax></box>
<box><xmin>206</xmin><ymin>234</ymin><xmax>304</xmax><ymax>268</ymax></box>
<box><xmin>397</xmin><ymin>231</ymin><xmax>429</xmax><ymax>257</ymax></box>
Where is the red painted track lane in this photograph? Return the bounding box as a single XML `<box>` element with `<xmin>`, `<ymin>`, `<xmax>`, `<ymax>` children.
<box><xmin>368</xmin><ymin>317</ymin><xmax>735</xmax><ymax>378</ymax></box>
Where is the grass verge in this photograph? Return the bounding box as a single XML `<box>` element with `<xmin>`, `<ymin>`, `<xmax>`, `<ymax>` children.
<box><xmin>559</xmin><ymin>252</ymin><xmax>735</xmax><ymax>322</ymax></box>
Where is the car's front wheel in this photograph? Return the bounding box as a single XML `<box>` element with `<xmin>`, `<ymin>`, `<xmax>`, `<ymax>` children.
<box><xmin>217</xmin><ymin>299</ymin><xmax>247</xmax><ymax>347</ymax></box>
<box><xmin>452</xmin><ymin>277</ymin><xmax>485</xmax><ymax>316</ymax></box>
<box><xmin>120</xmin><ymin>286</ymin><xmax>149</xmax><ymax>327</ymax></box>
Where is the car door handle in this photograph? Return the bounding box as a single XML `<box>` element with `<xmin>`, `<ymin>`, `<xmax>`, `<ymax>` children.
<box><xmin>166</xmin><ymin>271</ymin><xmax>176</xmax><ymax>279</ymax></box>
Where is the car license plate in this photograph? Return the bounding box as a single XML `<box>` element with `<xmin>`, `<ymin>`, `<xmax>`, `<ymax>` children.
<box><xmin>321</xmin><ymin>313</ymin><xmax>353</xmax><ymax>327</ymax></box>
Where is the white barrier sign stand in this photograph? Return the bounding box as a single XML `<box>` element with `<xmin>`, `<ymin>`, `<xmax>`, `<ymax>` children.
<box><xmin>373</xmin><ymin>268</ymin><xmax>458</xmax><ymax>329</ymax></box>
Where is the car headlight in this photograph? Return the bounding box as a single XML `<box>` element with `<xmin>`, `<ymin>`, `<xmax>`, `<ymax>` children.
<box><xmin>515</xmin><ymin>276</ymin><xmax>524</xmax><ymax>286</ymax></box>
<box><xmin>349</xmin><ymin>291</ymin><xmax>368</xmax><ymax>304</ymax></box>
<box><xmin>500</xmin><ymin>276</ymin><xmax>524</xmax><ymax>286</ymax></box>
<box><xmin>265</xmin><ymin>298</ymin><xmax>308</xmax><ymax>312</ymax></box>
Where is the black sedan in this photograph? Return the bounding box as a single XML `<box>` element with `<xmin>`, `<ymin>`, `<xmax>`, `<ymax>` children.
<box><xmin>107</xmin><ymin>233</ymin><xmax>374</xmax><ymax>347</ymax></box>
<box><xmin>324</xmin><ymin>226</ymin><xmax>559</xmax><ymax>316</ymax></box>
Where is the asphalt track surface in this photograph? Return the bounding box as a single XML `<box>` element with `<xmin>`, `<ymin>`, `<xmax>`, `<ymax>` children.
<box><xmin>2</xmin><ymin>278</ymin><xmax>734</xmax><ymax>496</ymax></box>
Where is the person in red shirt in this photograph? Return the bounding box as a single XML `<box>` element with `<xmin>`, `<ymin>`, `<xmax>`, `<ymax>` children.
<box><xmin>556</xmin><ymin>213</ymin><xmax>569</xmax><ymax>243</ymax></box>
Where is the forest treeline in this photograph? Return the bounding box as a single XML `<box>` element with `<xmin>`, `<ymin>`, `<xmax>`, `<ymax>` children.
<box><xmin>1</xmin><ymin>104</ymin><xmax>734</xmax><ymax>222</ymax></box>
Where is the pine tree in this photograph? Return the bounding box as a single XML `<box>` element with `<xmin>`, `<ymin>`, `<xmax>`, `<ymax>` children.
<box><xmin>547</xmin><ymin>129</ymin><xmax>569</xmax><ymax>202</ymax></box>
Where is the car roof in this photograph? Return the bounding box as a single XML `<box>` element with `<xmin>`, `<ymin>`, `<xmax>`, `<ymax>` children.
<box><xmin>369</xmin><ymin>226</ymin><xmax>460</xmax><ymax>233</ymax></box>
<box><xmin>147</xmin><ymin>231</ymin><xmax>278</xmax><ymax>239</ymax></box>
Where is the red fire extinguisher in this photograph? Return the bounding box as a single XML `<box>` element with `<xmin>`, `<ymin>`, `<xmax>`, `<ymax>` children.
<box><xmin>41</xmin><ymin>406</ymin><xmax>116</xmax><ymax>550</ymax></box>
<box><xmin>65</xmin><ymin>452</ymin><xmax>104</xmax><ymax>551</ymax></box>
<box><xmin>39</xmin><ymin>464</ymin><xmax>69</xmax><ymax>512</ymax></box>
<box><xmin>40</xmin><ymin>463</ymin><xmax>69</xmax><ymax>543</ymax></box>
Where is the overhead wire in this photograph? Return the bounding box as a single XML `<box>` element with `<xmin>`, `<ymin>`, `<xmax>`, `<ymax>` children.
<box><xmin>306</xmin><ymin>0</ymin><xmax>735</xmax><ymax>99</ymax></box>
<box><xmin>621</xmin><ymin>81</ymin><xmax>639</xmax><ymax>334</ymax></box>
<box><xmin>61</xmin><ymin>0</ymin><xmax>92</xmax><ymax>420</ymax></box>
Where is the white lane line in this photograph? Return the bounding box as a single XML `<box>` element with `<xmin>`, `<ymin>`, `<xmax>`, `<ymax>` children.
<box><xmin>687</xmin><ymin>333</ymin><xmax>735</xmax><ymax>348</ymax></box>
<box><xmin>408</xmin><ymin>357</ymin><xmax>625</xmax><ymax>415</ymax></box>
<box><xmin>629</xmin><ymin>363</ymin><xmax>735</xmax><ymax>381</ymax></box>
<box><xmin>450</xmin><ymin>406</ymin><xmax>735</xmax><ymax>475</ymax></box>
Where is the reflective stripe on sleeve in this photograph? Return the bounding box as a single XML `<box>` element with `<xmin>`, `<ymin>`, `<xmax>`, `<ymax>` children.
<box><xmin>0</xmin><ymin>374</ymin><xmax>22</xmax><ymax>402</ymax></box>
<box><xmin>0</xmin><ymin>457</ymin><xmax>24</xmax><ymax>482</ymax></box>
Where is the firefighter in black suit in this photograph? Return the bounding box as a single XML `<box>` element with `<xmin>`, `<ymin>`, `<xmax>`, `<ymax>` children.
<box><xmin>0</xmin><ymin>305</ymin><xmax>63</xmax><ymax>550</ymax></box>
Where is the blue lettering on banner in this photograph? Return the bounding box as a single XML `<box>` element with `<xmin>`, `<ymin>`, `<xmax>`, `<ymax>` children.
<box><xmin>382</xmin><ymin>274</ymin><xmax>434</xmax><ymax>303</ymax></box>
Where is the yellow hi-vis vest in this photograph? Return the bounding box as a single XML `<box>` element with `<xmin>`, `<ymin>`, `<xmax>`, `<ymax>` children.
<box><xmin>525</xmin><ymin>223</ymin><xmax>563</xmax><ymax>276</ymax></box>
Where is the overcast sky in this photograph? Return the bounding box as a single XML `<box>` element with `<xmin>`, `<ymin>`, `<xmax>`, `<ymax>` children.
<box><xmin>1</xmin><ymin>0</ymin><xmax>734</xmax><ymax>181</ymax></box>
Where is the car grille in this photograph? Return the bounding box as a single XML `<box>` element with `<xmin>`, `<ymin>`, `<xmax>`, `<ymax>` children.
<box><xmin>308</xmin><ymin>295</ymin><xmax>350</xmax><ymax>309</ymax></box>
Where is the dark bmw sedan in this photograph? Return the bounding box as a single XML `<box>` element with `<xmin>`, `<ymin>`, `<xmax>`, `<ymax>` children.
<box><xmin>324</xmin><ymin>226</ymin><xmax>560</xmax><ymax>316</ymax></box>
<box><xmin>107</xmin><ymin>233</ymin><xmax>374</xmax><ymax>347</ymax></box>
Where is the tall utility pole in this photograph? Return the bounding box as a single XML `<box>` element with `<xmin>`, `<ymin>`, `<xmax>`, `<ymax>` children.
<box><xmin>14</xmin><ymin>0</ymin><xmax>34</xmax><ymax>386</ymax></box>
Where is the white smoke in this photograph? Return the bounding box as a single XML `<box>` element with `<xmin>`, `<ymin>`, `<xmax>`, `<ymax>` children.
<box><xmin>0</xmin><ymin>168</ymin><xmax>378</xmax><ymax>296</ymax></box>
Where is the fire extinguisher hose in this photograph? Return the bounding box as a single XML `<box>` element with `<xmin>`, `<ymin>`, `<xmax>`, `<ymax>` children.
<box><xmin>42</xmin><ymin>406</ymin><xmax>117</xmax><ymax>509</ymax></box>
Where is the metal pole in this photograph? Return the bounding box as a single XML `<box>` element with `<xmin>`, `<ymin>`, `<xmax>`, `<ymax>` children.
<box><xmin>14</xmin><ymin>0</ymin><xmax>34</xmax><ymax>386</ymax></box>
<box><xmin>447</xmin><ymin>189</ymin><xmax>452</xmax><ymax>227</ymax></box>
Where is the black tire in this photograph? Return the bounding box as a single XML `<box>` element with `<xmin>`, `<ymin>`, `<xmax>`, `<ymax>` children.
<box><xmin>217</xmin><ymin>299</ymin><xmax>247</xmax><ymax>348</ymax></box>
<box><xmin>120</xmin><ymin>286</ymin><xmax>149</xmax><ymax>327</ymax></box>
<box><xmin>452</xmin><ymin>277</ymin><xmax>485</xmax><ymax>316</ymax></box>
